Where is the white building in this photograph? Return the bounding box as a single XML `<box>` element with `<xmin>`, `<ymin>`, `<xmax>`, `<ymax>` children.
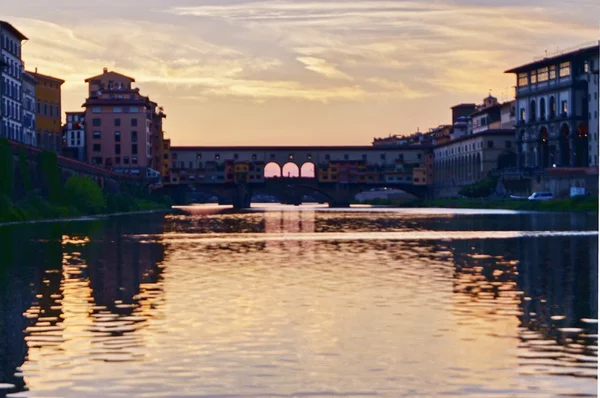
<box><xmin>22</xmin><ymin>72</ymin><xmax>36</xmax><ymax>146</ymax></box>
<box><xmin>0</xmin><ymin>21</ymin><xmax>27</xmax><ymax>143</ymax></box>
<box><xmin>65</xmin><ymin>111</ymin><xmax>86</xmax><ymax>161</ymax></box>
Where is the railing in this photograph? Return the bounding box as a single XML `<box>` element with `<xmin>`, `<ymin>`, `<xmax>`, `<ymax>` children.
<box><xmin>533</xmin><ymin>41</ymin><xmax>599</xmax><ymax>62</ymax></box>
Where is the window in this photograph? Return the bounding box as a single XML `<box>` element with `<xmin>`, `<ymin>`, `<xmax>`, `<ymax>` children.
<box><xmin>487</xmin><ymin>141</ymin><xmax>494</xmax><ymax>148</ymax></box>
<box><xmin>132</xmin><ymin>157</ymin><xmax>138</xmax><ymax>165</ymax></box>
<box><xmin>344</xmin><ymin>154</ymin><xmax>349</xmax><ymax>160</ymax></box>
<box><xmin>132</xmin><ymin>131</ymin><xmax>137</xmax><ymax>142</ymax></box>
<box><xmin>113</xmin><ymin>107</ymin><xmax>123</xmax><ymax>113</ymax></box>
<box><xmin>505</xmin><ymin>141</ymin><xmax>512</xmax><ymax>148</ymax></box>
<box><xmin>530</xmin><ymin>70</ymin><xmax>537</xmax><ymax>84</ymax></box>
<box><xmin>131</xmin><ymin>119</ymin><xmax>138</xmax><ymax>127</ymax></box>
<box><xmin>234</xmin><ymin>153</ymin><xmax>239</xmax><ymax>160</ymax></box>
<box><xmin>537</xmin><ymin>67</ymin><xmax>548</xmax><ymax>82</ymax></box>
<box><xmin>114</xmin><ymin>131</ymin><xmax>121</xmax><ymax>142</ymax></box>
<box><xmin>518</xmin><ymin>73</ymin><xmax>528</xmax><ymax>87</ymax></box>
<box><xmin>549</xmin><ymin>65</ymin><xmax>556</xmax><ymax>79</ymax></box>
<box><xmin>584</xmin><ymin>61</ymin><xmax>589</xmax><ymax>73</ymax></box>
<box><xmin>417</xmin><ymin>154</ymin><xmax>422</xmax><ymax>160</ymax></box>
<box><xmin>132</xmin><ymin>144</ymin><xmax>138</xmax><ymax>155</ymax></box>
<box><xmin>115</xmin><ymin>144</ymin><xmax>121</xmax><ymax>155</ymax></box>
<box><xmin>529</xmin><ymin>100</ymin><xmax>536</xmax><ymax>121</ymax></box>
<box><xmin>325</xmin><ymin>154</ymin><xmax>331</xmax><ymax>160</ymax></box>
<box><xmin>44</xmin><ymin>103</ymin><xmax>47</xmax><ymax>115</ymax></box>
<box><xmin>130</xmin><ymin>107</ymin><xmax>138</xmax><ymax>113</ymax></box>
<box><xmin>559</xmin><ymin>61</ymin><xmax>570</xmax><ymax>77</ymax></box>
<box><xmin>115</xmin><ymin>157</ymin><xmax>121</xmax><ymax>164</ymax></box>
<box><xmin>114</xmin><ymin>118</ymin><xmax>121</xmax><ymax>126</ymax></box>
<box><xmin>252</xmin><ymin>154</ymin><xmax>257</xmax><ymax>160</ymax></box>
<box><xmin>124</xmin><ymin>156</ymin><xmax>129</xmax><ymax>164</ymax></box>
<box><xmin>520</xmin><ymin>108</ymin><xmax>526</xmax><ymax>121</ymax></box>
<box><xmin>92</xmin><ymin>157</ymin><xmax>103</xmax><ymax>165</ymax></box>
<box><xmin>561</xmin><ymin>100</ymin><xmax>568</xmax><ymax>115</ymax></box>
<box><xmin>37</xmin><ymin>101</ymin><xmax>41</xmax><ymax>114</ymax></box>
<box><xmin>380</xmin><ymin>154</ymin><xmax>386</xmax><ymax>160</ymax></box>
<box><xmin>93</xmin><ymin>144</ymin><xmax>101</xmax><ymax>152</ymax></box>
<box><xmin>549</xmin><ymin>96</ymin><xmax>556</xmax><ymax>118</ymax></box>
<box><xmin>92</xmin><ymin>118</ymin><xmax>101</xmax><ymax>126</ymax></box>
<box><xmin>93</xmin><ymin>131</ymin><xmax>101</xmax><ymax>139</ymax></box>
<box><xmin>215</xmin><ymin>154</ymin><xmax>220</xmax><ymax>160</ymax></box>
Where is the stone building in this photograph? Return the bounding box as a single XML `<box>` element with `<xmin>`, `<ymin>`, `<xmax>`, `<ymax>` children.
<box><xmin>0</xmin><ymin>21</ymin><xmax>27</xmax><ymax>143</ymax></box>
<box><xmin>505</xmin><ymin>43</ymin><xmax>599</xmax><ymax>168</ymax></box>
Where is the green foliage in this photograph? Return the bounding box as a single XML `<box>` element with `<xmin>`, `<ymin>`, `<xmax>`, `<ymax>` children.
<box><xmin>459</xmin><ymin>177</ymin><xmax>497</xmax><ymax>198</ymax></box>
<box><xmin>18</xmin><ymin>147</ymin><xmax>32</xmax><ymax>193</ymax></box>
<box><xmin>64</xmin><ymin>176</ymin><xmax>107</xmax><ymax>215</ymax></box>
<box><xmin>0</xmin><ymin>139</ymin><xmax>13</xmax><ymax>197</ymax></box>
<box><xmin>38</xmin><ymin>151</ymin><xmax>62</xmax><ymax>203</ymax></box>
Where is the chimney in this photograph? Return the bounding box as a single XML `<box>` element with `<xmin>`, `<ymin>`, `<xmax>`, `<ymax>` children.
<box><xmin>103</xmin><ymin>67</ymin><xmax>108</xmax><ymax>74</ymax></box>
<box><xmin>35</xmin><ymin>67</ymin><xmax>37</xmax><ymax>74</ymax></box>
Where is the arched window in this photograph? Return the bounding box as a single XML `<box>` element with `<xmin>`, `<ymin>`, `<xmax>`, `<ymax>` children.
<box><xmin>540</xmin><ymin>97</ymin><xmax>546</xmax><ymax>120</ymax></box>
<box><xmin>549</xmin><ymin>96</ymin><xmax>556</xmax><ymax>119</ymax></box>
<box><xmin>529</xmin><ymin>99</ymin><xmax>536</xmax><ymax>122</ymax></box>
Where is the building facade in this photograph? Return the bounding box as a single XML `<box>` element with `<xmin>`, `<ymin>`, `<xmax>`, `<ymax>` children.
<box><xmin>505</xmin><ymin>44</ymin><xmax>599</xmax><ymax>169</ymax></box>
<box><xmin>433</xmin><ymin>130</ymin><xmax>517</xmax><ymax>196</ymax></box>
<box><xmin>29</xmin><ymin>70</ymin><xmax>64</xmax><ymax>152</ymax></box>
<box><xmin>22</xmin><ymin>72</ymin><xmax>36</xmax><ymax>146</ymax></box>
<box><xmin>64</xmin><ymin>111</ymin><xmax>86</xmax><ymax>161</ymax></box>
<box><xmin>82</xmin><ymin>68</ymin><xmax>166</xmax><ymax>176</ymax></box>
<box><xmin>0</xmin><ymin>21</ymin><xmax>27</xmax><ymax>143</ymax></box>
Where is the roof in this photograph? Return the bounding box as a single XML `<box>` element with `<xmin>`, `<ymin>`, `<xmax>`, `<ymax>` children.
<box><xmin>27</xmin><ymin>71</ymin><xmax>65</xmax><ymax>85</ymax></box>
<box><xmin>171</xmin><ymin>145</ymin><xmax>431</xmax><ymax>152</ymax></box>
<box><xmin>451</xmin><ymin>103</ymin><xmax>477</xmax><ymax>109</ymax></box>
<box><xmin>0</xmin><ymin>21</ymin><xmax>28</xmax><ymax>41</ymax></box>
<box><xmin>22</xmin><ymin>71</ymin><xmax>37</xmax><ymax>83</ymax></box>
<box><xmin>505</xmin><ymin>44</ymin><xmax>599</xmax><ymax>74</ymax></box>
<box><xmin>434</xmin><ymin>129</ymin><xmax>515</xmax><ymax>149</ymax></box>
<box><xmin>84</xmin><ymin>70</ymin><xmax>136</xmax><ymax>83</ymax></box>
<box><xmin>470</xmin><ymin>103</ymin><xmax>502</xmax><ymax>118</ymax></box>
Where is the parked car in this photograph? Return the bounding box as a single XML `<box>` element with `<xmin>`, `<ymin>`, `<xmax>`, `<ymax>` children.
<box><xmin>528</xmin><ymin>192</ymin><xmax>554</xmax><ymax>201</ymax></box>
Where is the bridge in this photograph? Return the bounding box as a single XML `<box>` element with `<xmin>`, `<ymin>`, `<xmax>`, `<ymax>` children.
<box><xmin>167</xmin><ymin>145</ymin><xmax>434</xmax><ymax>207</ymax></box>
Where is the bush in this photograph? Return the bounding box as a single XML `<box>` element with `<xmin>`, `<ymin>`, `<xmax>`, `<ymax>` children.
<box><xmin>459</xmin><ymin>177</ymin><xmax>497</xmax><ymax>198</ymax></box>
<box><xmin>64</xmin><ymin>176</ymin><xmax>107</xmax><ymax>214</ymax></box>
<box><xmin>38</xmin><ymin>151</ymin><xmax>62</xmax><ymax>203</ymax></box>
<box><xmin>18</xmin><ymin>147</ymin><xmax>32</xmax><ymax>193</ymax></box>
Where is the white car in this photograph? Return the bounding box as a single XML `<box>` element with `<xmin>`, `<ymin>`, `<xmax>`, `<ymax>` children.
<box><xmin>528</xmin><ymin>192</ymin><xmax>554</xmax><ymax>201</ymax></box>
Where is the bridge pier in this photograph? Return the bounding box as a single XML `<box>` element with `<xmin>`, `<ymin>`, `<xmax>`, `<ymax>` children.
<box><xmin>232</xmin><ymin>183</ymin><xmax>252</xmax><ymax>209</ymax></box>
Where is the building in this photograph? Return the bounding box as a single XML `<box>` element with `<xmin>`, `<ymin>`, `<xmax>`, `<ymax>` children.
<box><xmin>63</xmin><ymin>111</ymin><xmax>85</xmax><ymax>161</ymax></box>
<box><xmin>82</xmin><ymin>68</ymin><xmax>166</xmax><ymax>176</ymax></box>
<box><xmin>505</xmin><ymin>43</ymin><xmax>600</xmax><ymax>168</ymax></box>
<box><xmin>28</xmin><ymin>70</ymin><xmax>64</xmax><ymax>152</ymax></box>
<box><xmin>470</xmin><ymin>95</ymin><xmax>516</xmax><ymax>134</ymax></box>
<box><xmin>582</xmin><ymin>52</ymin><xmax>599</xmax><ymax>166</ymax></box>
<box><xmin>22</xmin><ymin>72</ymin><xmax>36</xmax><ymax>146</ymax></box>
<box><xmin>451</xmin><ymin>103</ymin><xmax>477</xmax><ymax>124</ymax></box>
<box><xmin>0</xmin><ymin>21</ymin><xmax>27</xmax><ymax>143</ymax></box>
<box><xmin>433</xmin><ymin>129</ymin><xmax>516</xmax><ymax>196</ymax></box>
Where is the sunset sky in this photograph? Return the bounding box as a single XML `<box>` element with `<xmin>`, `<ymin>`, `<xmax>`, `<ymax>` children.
<box><xmin>4</xmin><ymin>0</ymin><xmax>599</xmax><ymax>146</ymax></box>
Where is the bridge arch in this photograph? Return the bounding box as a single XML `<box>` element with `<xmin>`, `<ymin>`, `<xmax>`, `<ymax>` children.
<box><xmin>300</xmin><ymin>162</ymin><xmax>316</xmax><ymax>178</ymax></box>
<box><xmin>282</xmin><ymin>162</ymin><xmax>300</xmax><ymax>178</ymax></box>
<box><xmin>264</xmin><ymin>162</ymin><xmax>282</xmax><ymax>178</ymax></box>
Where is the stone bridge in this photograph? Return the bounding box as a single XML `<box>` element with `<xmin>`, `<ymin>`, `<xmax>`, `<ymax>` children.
<box><xmin>173</xmin><ymin>178</ymin><xmax>430</xmax><ymax>208</ymax></box>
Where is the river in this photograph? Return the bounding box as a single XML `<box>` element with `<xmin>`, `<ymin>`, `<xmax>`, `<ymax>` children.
<box><xmin>0</xmin><ymin>205</ymin><xmax>597</xmax><ymax>397</ymax></box>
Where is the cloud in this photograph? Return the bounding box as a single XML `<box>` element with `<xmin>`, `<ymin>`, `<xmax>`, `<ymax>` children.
<box><xmin>296</xmin><ymin>57</ymin><xmax>352</xmax><ymax>80</ymax></box>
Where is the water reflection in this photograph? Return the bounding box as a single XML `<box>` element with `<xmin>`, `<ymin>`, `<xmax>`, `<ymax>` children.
<box><xmin>0</xmin><ymin>217</ymin><xmax>166</xmax><ymax>397</ymax></box>
<box><xmin>0</xmin><ymin>209</ymin><xmax>597</xmax><ymax>397</ymax></box>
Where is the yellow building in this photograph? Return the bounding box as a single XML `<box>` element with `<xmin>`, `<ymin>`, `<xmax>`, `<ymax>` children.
<box><xmin>234</xmin><ymin>162</ymin><xmax>250</xmax><ymax>183</ymax></box>
<box><xmin>28</xmin><ymin>70</ymin><xmax>64</xmax><ymax>152</ymax></box>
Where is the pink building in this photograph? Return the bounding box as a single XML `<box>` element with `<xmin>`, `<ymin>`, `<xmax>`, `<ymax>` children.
<box><xmin>82</xmin><ymin>68</ymin><xmax>165</xmax><ymax>175</ymax></box>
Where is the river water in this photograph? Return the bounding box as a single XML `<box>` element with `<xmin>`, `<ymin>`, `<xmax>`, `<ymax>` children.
<box><xmin>0</xmin><ymin>205</ymin><xmax>598</xmax><ymax>398</ymax></box>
